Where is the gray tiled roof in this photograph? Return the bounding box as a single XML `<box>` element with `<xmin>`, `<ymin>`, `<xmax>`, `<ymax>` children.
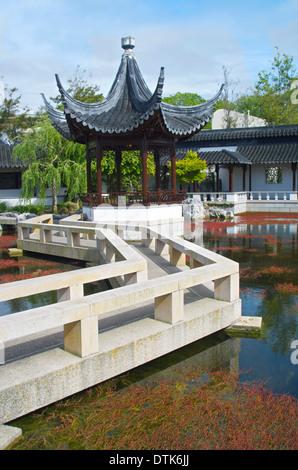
<box><xmin>172</xmin><ymin>125</ymin><xmax>298</xmax><ymax>166</ymax></box>
<box><xmin>184</xmin><ymin>125</ymin><xmax>298</xmax><ymax>143</ymax></box>
<box><xmin>42</xmin><ymin>38</ymin><xmax>223</xmax><ymax>141</ymax></box>
<box><xmin>238</xmin><ymin>143</ymin><xmax>298</xmax><ymax>164</ymax></box>
<box><xmin>0</xmin><ymin>140</ymin><xmax>25</xmax><ymax>169</ymax></box>
<box><xmin>170</xmin><ymin>142</ymin><xmax>298</xmax><ymax>166</ymax></box>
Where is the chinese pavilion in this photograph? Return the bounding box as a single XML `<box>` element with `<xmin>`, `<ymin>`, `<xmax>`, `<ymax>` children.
<box><xmin>42</xmin><ymin>37</ymin><xmax>223</xmax><ymax>206</ymax></box>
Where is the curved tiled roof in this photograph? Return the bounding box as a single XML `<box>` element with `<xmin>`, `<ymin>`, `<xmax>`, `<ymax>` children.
<box><xmin>42</xmin><ymin>38</ymin><xmax>223</xmax><ymax>142</ymax></box>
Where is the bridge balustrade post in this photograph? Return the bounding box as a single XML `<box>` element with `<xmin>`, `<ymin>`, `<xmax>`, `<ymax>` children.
<box><xmin>20</xmin><ymin>226</ymin><xmax>30</xmax><ymax>239</ymax></box>
<box><xmin>44</xmin><ymin>229</ymin><xmax>53</xmax><ymax>243</ymax></box>
<box><xmin>124</xmin><ymin>269</ymin><xmax>147</xmax><ymax>285</ymax></box>
<box><xmin>154</xmin><ymin>290</ymin><xmax>184</xmax><ymax>324</ymax></box>
<box><xmin>169</xmin><ymin>246</ymin><xmax>186</xmax><ymax>266</ymax></box>
<box><xmin>214</xmin><ymin>272</ymin><xmax>239</xmax><ymax>302</ymax></box>
<box><xmin>189</xmin><ymin>258</ymin><xmax>203</xmax><ymax>269</ymax></box>
<box><xmin>96</xmin><ymin>237</ymin><xmax>106</xmax><ymax>253</ymax></box>
<box><xmin>57</xmin><ymin>284</ymin><xmax>84</xmax><ymax>302</ymax></box>
<box><xmin>64</xmin><ymin>316</ymin><xmax>99</xmax><ymax>357</ymax></box>
<box><xmin>72</xmin><ymin>232</ymin><xmax>81</xmax><ymax>246</ymax></box>
<box><xmin>155</xmin><ymin>238</ymin><xmax>169</xmax><ymax>256</ymax></box>
<box><xmin>106</xmin><ymin>243</ymin><xmax>115</xmax><ymax>262</ymax></box>
<box><xmin>66</xmin><ymin>230</ymin><xmax>80</xmax><ymax>247</ymax></box>
<box><xmin>142</xmin><ymin>232</ymin><xmax>155</xmax><ymax>249</ymax></box>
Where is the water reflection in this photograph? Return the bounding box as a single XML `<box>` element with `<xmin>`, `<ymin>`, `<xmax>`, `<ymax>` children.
<box><xmin>119</xmin><ymin>331</ymin><xmax>241</xmax><ymax>390</ymax></box>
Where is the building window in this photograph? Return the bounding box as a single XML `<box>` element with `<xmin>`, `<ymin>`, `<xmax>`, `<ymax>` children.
<box><xmin>0</xmin><ymin>172</ymin><xmax>22</xmax><ymax>189</ymax></box>
<box><xmin>266</xmin><ymin>167</ymin><xmax>282</xmax><ymax>184</ymax></box>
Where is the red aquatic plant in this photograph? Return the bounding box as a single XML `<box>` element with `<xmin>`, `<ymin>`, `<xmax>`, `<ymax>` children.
<box><xmin>11</xmin><ymin>368</ymin><xmax>298</xmax><ymax>450</ymax></box>
<box><xmin>212</xmin><ymin>246</ymin><xmax>243</xmax><ymax>252</ymax></box>
<box><xmin>240</xmin><ymin>288</ymin><xmax>267</xmax><ymax>299</ymax></box>
<box><xmin>236</xmin><ymin>213</ymin><xmax>298</xmax><ymax>226</ymax></box>
<box><xmin>240</xmin><ymin>265</ymin><xmax>293</xmax><ymax>281</ymax></box>
<box><xmin>0</xmin><ymin>258</ymin><xmax>59</xmax><ymax>270</ymax></box>
<box><xmin>0</xmin><ymin>234</ymin><xmax>17</xmax><ymax>251</ymax></box>
<box><xmin>275</xmin><ymin>283</ymin><xmax>298</xmax><ymax>295</ymax></box>
<box><xmin>0</xmin><ymin>268</ymin><xmax>64</xmax><ymax>284</ymax></box>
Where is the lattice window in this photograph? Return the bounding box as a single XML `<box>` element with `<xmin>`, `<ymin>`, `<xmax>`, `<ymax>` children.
<box><xmin>266</xmin><ymin>167</ymin><xmax>282</xmax><ymax>184</ymax></box>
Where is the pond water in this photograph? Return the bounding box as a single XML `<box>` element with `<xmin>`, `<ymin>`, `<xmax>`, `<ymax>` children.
<box><xmin>190</xmin><ymin>212</ymin><xmax>298</xmax><ymax>397</ymax></box>
<box><xmin>0</xmin><ymin>212</ymin><xmax>297</xmax><ymax>398</ymax></box>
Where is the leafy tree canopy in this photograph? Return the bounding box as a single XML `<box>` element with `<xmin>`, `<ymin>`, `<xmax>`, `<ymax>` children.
<box><xmin>0</xmin><ymin>84</ymin><xmax>34</xmax><ymax>140</ymax></box>
<box><xmin>169</xmin><ymin>151</ymin><xmax>207</xmax><ymax>185</ymax></box>
<box><xmin>96</xmin><ymin>151</ymin><xmax>155</xmax><ymax>192</ymax></box>
<box><xmin>13</xmin><ymin>116</ymin><xmax>86</xmax><ymax>211</ymax></box>
<box><xmin>50</xmin><ymin>65</ymin><xmax>104</xmax><ymax>109</ymax></box>
<box><xmin>236</xmin><ymin>47</ymin><xmax>298</xmax><ymax>125</ymax></box>
<box><xmin>163</xmin><ymin>92</ymin><xmax>205</xmax><ymax>106</ymax></box>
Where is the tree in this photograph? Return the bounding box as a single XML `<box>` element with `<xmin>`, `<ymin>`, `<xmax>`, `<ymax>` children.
<box><xmin>256</xmin><ymin>47</ymin><xmax>296</xmax><ymax>94</ymax></box>
<box><xmin>99</xmin><ymin>151</ymin><xmax>155</xmax><ymax>192</ymax></box>
<box><xmin>237</xmin><ymin>48</ymin><xmax>298</xmax><ymax>125</ymax></box>
<box><xmin>50</xmin><ymin>65</ymin><xmax>104</xmax><ymax>109</ymax></box>
<box><xmin>168</xmin><ymin>151</ymin><xmax>207</xmax><ymax>187</ymax></box>
<box><xmin>215</xmin><ymin>66</ymin><xmax>239</xmax><ymax>128</ymax></box>
<box><xmin>162</xmin><ymin>92</ymin><xmax>213</xmax><ymax>129</ymax></box>
<box><xmin>13</xmin><ymin>116</ymin><xmax>86</xmax><ymax>211</ymax></box>
<box><xmin>163</xmin><ymin>92</ymin><xmax>205</xmax><ymax>106</ymax></box>
<box><xmin>0</xmin><ymin>83</ymin><xmax>33</xmax><ymax>140</ymax></box>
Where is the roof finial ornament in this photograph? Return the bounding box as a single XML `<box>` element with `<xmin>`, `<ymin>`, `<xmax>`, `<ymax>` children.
<box><xmin>121</xmin><ymin>36</ymin><xmax>135</xmax><ymax>51</ymax></box>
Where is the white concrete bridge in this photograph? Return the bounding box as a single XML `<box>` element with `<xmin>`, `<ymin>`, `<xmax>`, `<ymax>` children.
<box><xmin>0</xmin><ymin>213</ymin><xmax>261</xmax><ymax>448</ymax></box>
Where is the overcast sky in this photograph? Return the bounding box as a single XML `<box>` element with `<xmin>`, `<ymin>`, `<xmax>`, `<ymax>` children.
<box><xmin>0</xmin><ymin>0</ymin><xmax>297</xmax><ymax>112</ymax></box>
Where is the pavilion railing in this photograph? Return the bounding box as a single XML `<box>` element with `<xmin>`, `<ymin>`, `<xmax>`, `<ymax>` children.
<box><xmin>79</xmin><ymin>190</ymin><xmax>187</xmax><ymax>206</ymax></box>
<box><xmin>186</xmin><ymin>191</ymin><xmax>298</xmax><ymax>203</ymax></box>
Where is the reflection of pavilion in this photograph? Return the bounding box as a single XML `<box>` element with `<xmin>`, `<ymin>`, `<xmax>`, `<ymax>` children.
<box><xmin>42</xmin><ymin>37</ymin><xmax>223</xmax><ymax>208</ymax></box>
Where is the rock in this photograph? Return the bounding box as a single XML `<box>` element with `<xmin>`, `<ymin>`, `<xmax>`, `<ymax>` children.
<box><xmin>182</xmin><ymin>198</ymin><xmax>205</xmax><ymax>220</ymax></box>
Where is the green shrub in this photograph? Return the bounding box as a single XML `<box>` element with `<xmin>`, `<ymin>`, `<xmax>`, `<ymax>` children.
<box><xmin>0</xmin><ymin>202</ymin><xmax>8</xmax><ymax>213</ymax></box>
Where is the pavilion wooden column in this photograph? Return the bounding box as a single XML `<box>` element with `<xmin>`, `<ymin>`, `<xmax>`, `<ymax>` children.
<box><xmin>249</xmin><ymin>165</ymin><xmax>252</xmax><ymax>192</ymax></box>
<box><xmin>141</xmin><ymin>136</ymin><xmax>148</xmax><ymax>204</ymax></box>
<box><xmin>170</xmin><ymin>144</ymin><xmax>177</xmax><ymax>192</ymax></box>
<box><xmin>154</xmin><ymin>150</ymin><xmax>161</xmax><ymax>191</ymax></box>
<box><xmin>96</xmin><ymin>137</ymin><xmax>103</xmax><ymax>205</ymax></box>
<box><xmin>215</xmin><ymin>164</ymin><xmax>220</xmax><ymax>193</ymax></box>
<box><xmin>242</xmin><ymin>164</ymin><xmax>247</xmax><ymax>192</ymax></box>
<box><xmin>86</xmin><ymin>141</ymin><xmax>92</xmax><ymax>193</ymax></box>
<box><xmin>292</xmin><ymin>163</ymin><xmax>297</xmax><ymax>191</ymax></box>
<box><xmin>228</xmin><ymin>165</ymin><xmax>234</xmax><ymax>192</ymax></box>
<box><xmin>115</xmin><ymin>149</ymin><xmax>122</xmax><ymax>193</ymax></box>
